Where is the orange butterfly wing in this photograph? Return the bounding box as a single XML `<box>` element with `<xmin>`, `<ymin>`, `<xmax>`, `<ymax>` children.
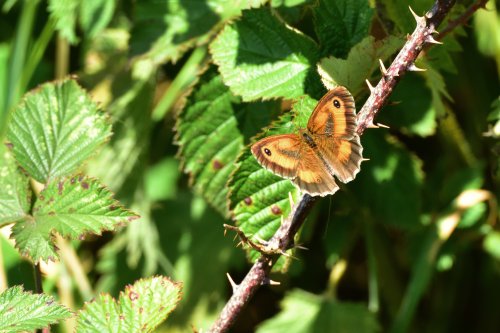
<box><xmin>251</xmin><ymin>134</ymin><xmax>339</xmax><ymax>196</ymax></box>
<box><xmin>251</xmin><ymin>86</ymin><xmax>363</xmax><ymax>196</ymax></box>
<box><xmin>307</xmin><ymin>86</ymin><xmax>357</xmax><ymax>139</ymax></box>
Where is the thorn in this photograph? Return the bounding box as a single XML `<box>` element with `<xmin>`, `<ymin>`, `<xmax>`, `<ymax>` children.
<box><xmin>407</xmin><ymin>63</ymin><xmax>426</xmax><ymax>72</ymax></box>
<box><xmin>426</xmin><ymin>35</ymin><xmax>443</xmax><ymax>45</ymax></box>
<box><xmin>226</xmin><ymin>273</ymin><xmax>239</xmax><ymax>292</ymax></box>
<box><xmin>367</xmin><ymin>122</ymin><xmax>379</xmax><ymax>129</ymax></box>
<box><xmin>379</xmin><ymin>59</ymin><xmax>388</xmax><ymax>76</ymax></box>
<box><xmin>376</xmin><ymin>122</ymin><xmax>390</xmax><ymax>129</ymax></box>
<box><xmin>428</xmin><ymin>27</ymin><xmax>439</xmax><ymax>35</ymax></box>
<box><xmin>294</xmin><ymin>244</ymin><xmax>309</xmax><ymax>251</ymax></box>
<box><xmin>365</xmin><ymin>79</ymin><xmax>374</xmax><ymax>92</ymax></box>
<box><xmin>387</xmin><ymin>100</ymin><xmax>402</xmax><ymax>106</ymax></box>
<box><xmin>361</xmin><ymin>158</ymin><xmax>371</xmax><ymax>162</ymax></box>
<box><xmin>262</xmin><ymin>277</ymin><xmax>281</xmax><ymax>286</ymax></box>
<box><xmin>288</xmin><ymin>192</ymin><xmax>294</xmax><ymax>209</ymax></box>
<box><xmin>409</xmin><ymin>6</ymin><xmax>426</xmax><ymax>26</ymax></box>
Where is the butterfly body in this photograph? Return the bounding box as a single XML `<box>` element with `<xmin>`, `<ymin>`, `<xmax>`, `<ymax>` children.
<box><xmin>251</xmin><ymin>86</ymin><xmax>363</xmax><ymax>197</ymax></box>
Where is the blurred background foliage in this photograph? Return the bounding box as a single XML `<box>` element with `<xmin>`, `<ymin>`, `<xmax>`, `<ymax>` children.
<box><xmin>0</xmin><ymin>0</ymin><xmax>498</xmax><ymax>332</ymax></box>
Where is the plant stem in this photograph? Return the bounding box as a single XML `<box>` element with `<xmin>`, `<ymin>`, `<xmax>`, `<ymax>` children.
<box><xmin>34</xmin><ymin>263</ymin><xmax>43</xmax><ymax>293</ymax></box>
<box><xmin>5</xmin><ymin>0</ymin><xmax>39</xmax><ymax>112</ymax></box>
<box><xmin>152</xmin><ymin>46</ymin><xmax>207</xmax><ymax>121</ymax></box>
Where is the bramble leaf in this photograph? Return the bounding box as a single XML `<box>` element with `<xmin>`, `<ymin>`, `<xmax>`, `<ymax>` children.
<box><xmin>6</xmin><ymin>79</ymin><xmax>111</xmax><ymax>184</ymax></box>
<box><xmin>0</xmin><ymin>144</ymin><xmax>31</xmax><ymax>226</ymax></box>
<box><xmin>12</xmin><ymin>176</ymin><xmax>139</xmax><ymax>262</ymax></box>
<box><xmin>76</xmin><ymin>276</ymin><xmax>182</xmax><ymax>333</ymax></box>
<box><xmin>257</xmin><ymin>289</ymin><xmax>380</xmax><ymax>333</ymax></box>
<box><xmin>130</xmin><ymin>0</ymin><xmax>266</xmax><ymax>65</ymax></box>
<box><xmin>312</xmin><ymin>0</ymin><xmax>374</xmax><ymax>58</ymax></box>
<box><xmin>176</xmin><ymin>68</ymin><xmax>279</xmax><ymax>216</ymax></box>
<box><xmin>210</xmin><ymin>8</ymin><xmax>320</xmax><ymax>101</ymax></box>
<box><xmin>0</xmin><ymin>285</ymin><xmax>72</xmax><ymax>332</ymax></box>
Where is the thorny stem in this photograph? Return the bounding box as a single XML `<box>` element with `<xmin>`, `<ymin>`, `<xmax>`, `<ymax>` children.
<box><xmin>207</xmin><ymin>0</ymin><xmax>480</xmax><ymax>332</ymax></box>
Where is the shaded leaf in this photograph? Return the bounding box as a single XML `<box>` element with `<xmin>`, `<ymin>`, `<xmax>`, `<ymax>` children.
<box><xmin>257</xmin><ymin>289</ymin><xmax>379</xmax><ymax>333</ymax></box>
<box><xmin>378</xmin><ymin>74</ymin><xmax>436</xmax><ymax>136</ymax></box>
<box><xmin>210</xmin><ymin>8</ymin><xmax>320</xmax><ymax>101</ymax></box>
<box><xmin>352</xmin><ymin>131</ymin><xmax>424</xmax><ymax>228</ymax></box>
<box><xmin>12</xmin><ymin>176</ymin><xmax>139</xmax><ymax>262</ymax></box>
<box><xmin>313</xmin><ymin>0</ymin><xmax>374</xmax><ymax>58</ymax></box>
<box><xmin>130</xmin><ymin>0</ymin><xmax>266</xmax><ymax>64</ymax></box>
<box><xmin>176</xmin><ymin>68</ymin><xmax>278</xmax><ymax>216</ymax></box>
<box><xmin>6</xmin><ymin>79</ymin><xmax>112</xmax><ymax>184</ymax></box>
<box><xmin>0</xmin><ymin>144</ymin><xmax>31</xmax><ymax>226</ymax></box>
<box><xmin>0</xmin><ymin>285</ymin><xmax>72</xmax><ymax>332</ymax></box>
<box><xmin>48</xmin><ymin>0</ymin><xmax>79</xmax><ymax>43</ymax></box>
<box><xmin>77</xmin><ymin>276</ymin><xmax>182</xmax><ymax>333</ymax></box>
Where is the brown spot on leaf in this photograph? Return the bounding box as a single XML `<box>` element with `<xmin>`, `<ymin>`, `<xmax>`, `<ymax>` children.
<box><xmin>58</xmin><ymin>182</ymin><xmax>64</xmax><ymax>194</ymax></box>
<box><xmin>78</xmin><ymin>175</ymin><xmax>84</xmax><ymax>182</ymax></box>
<box><xmin>271</xmin><ymin>205</ymin><xmax>282</xmax><ymax>215</ymax></box>
<box><xmin>68</xmin><ymin>207</ymin><xmax>75</xmax><ymax>213</ymax></box>
<box><xmin>81</xmin><ymin>182</ymin><xmax>89</xmax><ymax>189</ymax></box>
<box><xmin>244</xmin><ymin>197</ymin><xmax>252</xmax><ymax>205</ymax></box>
<box><xmin>48</xmin><ymin>211</ymin><xmax>55</xmax><ymax>216</ymax></box>
<box><xmin>129</xmin><ymin>291</ymin><xmax>139</xmax><ymax>301</ymax></box>
<box><xmin>39</xmin><ymin>195</ymin><xmax>45</xmax><ymax>201</ymax></box>
<box><xmin>70</xmin><ymin>177</ymin><xmax>76</xmax><ymax>184</ymax></box>
<box><xmin>213</xmin><ymin>160</ymin><xmax>223</xmax><ymax>170</ymax></box>
<box><xmin>139</xmin><ymin>307</ymin><xmax>144</xmax><ymax>313</ymax></box>
<box><xmin>78</xmin><ymin>234</ymin><xmax>85</xmax><ymax>241</ymax></box>
<box><xmin>5</xmin><ymin>142</ymin><xmax>13</xmax><ymax>149</ymax></box>
<box><xmin>109</xmin><ymin>205</ymin><xmax>117</xmax><ymax>211</ymax></box>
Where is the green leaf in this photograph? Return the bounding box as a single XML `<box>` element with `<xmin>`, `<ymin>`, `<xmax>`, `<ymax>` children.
<box><xmin>48</xmin><ymin>0</ymin><xmax>79</xmax><ymax>44</ymax></box>
<box><xmin>6</xmin><ymin>79</ymin><xmax>112</xmax><ymax>184</ymax></box>
<box><xmin>210</xmin><ymin>8</ymin><xmax>320</xmax><ymax>101</ymax></box>
<box><xmin>130</xmin><ymin>0</ymin><xmax>265</xmax><ymax>65</ymax></box>
<box><xmin>176</xmin><ymin>68</ymin><xmax>279</xmax><ymax>216</ymax></box>
<box><xmin>312</xmin><ymin>0</ymin><xmax>374</xmax><ymax>58</ymax></box>
<box><xmin>12</xmin><ymin>176</ymin><xmax>139</xmax><ymax>262</ymax></box>
<box><xmin>79</xmin><ymin>0</ymin><xmax>115</xmax><ymax>38</ymax></box>
<box><xmin>0</xmin><ymin>285</ymin><xmax>72</xmax><ymax>332</ymax></box>
<box><xmin>0</xmin><ymin>144</ymin><xmax>31</xmax><ymax>226</ymax></box>
<box><xmin>318</xmin><ymin>36</ymin><xmax>403</xmax><ymax>96</ymax></box>
<box><xmin>77</xmin><ymin>276</ymin><xmax>182</xmax><ymax>333</ymax></box>
<box><xmin>378</xmin><ymin>74</ymin><xmax>436</xmax><ymax>137</ymax></box>
<box><xmin>473</xmin><ymin>0</ymin><xmax>500</xmax><ymax>58</ymax></box>
<box><xmin>378</xmin><ymin>0</ymin><xmax>432</xmax><ymax>33</ymax></box>
<box><xmin>257</xmin><ymin>289</ymin><xmax>380</xmax><ymax>333</ymax></box>
<box><xmin>352</xmin><ymin>132</ymin><xmax>424</xmax><ymax>228</ymax></box>
<box><xmin>484</xmin><ymin>231</ymin><xmax>500</xmax><ymax>261</ymax></box>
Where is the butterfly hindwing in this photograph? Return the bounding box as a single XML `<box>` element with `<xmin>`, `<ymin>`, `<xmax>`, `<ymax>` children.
<box><xmin>314</xmin><ymin>135</ymin><xmax>363</xmax><ymax>183</ymax></box>
<box><xmin>293</xmin><ymin>146</ymin><xmax>339</xmax><ymax>196</ymax></box>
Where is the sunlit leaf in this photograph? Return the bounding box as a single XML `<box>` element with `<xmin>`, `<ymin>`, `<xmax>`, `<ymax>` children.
<box><xmin>0</xmin><ymin>144</ymin><xmax>30</xmax><ymax>226</ymax></box>
<box><xmin>12</xmin><ymin>176</ymin><xmax>139</xmax><ymax>262</ymax></box>
<box><xmin>0</xmin><ymin>286</ymin><xmax>72</xmax><ymax>332</ymax></box>
<box><xmin>77</xmin><ymin>276</ymin><xmax>182</xmax><ymax>333</ymax></box>
<box><xmin>6</xmin><ymin>79</ymin><xmax>112</xmax><ymax>183</ymax></box>
<box><xmin>210</xmin><ymin>7</ymin><xmax>320</xmax><ymax>101</ymax></box>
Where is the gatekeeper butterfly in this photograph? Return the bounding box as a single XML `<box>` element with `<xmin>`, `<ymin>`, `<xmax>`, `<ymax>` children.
<box><xmin>251</xmin><ymin>86</ymin><xmax>363</xmax><ymax>197</ymax></box>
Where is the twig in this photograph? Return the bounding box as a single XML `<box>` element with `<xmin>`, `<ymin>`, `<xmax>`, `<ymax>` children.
<box><xmin>438</xmin><ymin>0</ymin><xmax>488</xmax><ymax>40</ymax></box>
<box><xmin>209</xmin><ymin>1</ymin><xmax>460</xmax><ymax>332</ymax></box>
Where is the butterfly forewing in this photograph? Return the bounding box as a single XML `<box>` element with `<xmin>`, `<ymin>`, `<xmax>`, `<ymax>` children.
<box><xmin>307</xmin><ymin>86</ymin><xmax>357</xmax><ymax>139</ymax></box>
<box><xmin>251</xmin><ymin>134</ymin><xmax>302</xmax><ymax>179</ymax></box>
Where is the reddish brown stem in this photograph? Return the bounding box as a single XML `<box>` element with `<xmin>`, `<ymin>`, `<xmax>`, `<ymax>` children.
<box><xmin>209</xmin><ymin>1</ymin><xmax>460</xmax><ymax>332</ymax></box>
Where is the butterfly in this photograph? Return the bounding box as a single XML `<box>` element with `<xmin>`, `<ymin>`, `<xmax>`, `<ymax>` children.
<box><xmin>251</xmin><ymin>86</ymin><xmax>363</xmax><ymax>197</ymax></box>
